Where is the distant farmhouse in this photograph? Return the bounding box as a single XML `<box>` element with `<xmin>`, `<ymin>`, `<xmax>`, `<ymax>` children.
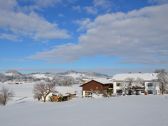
<box><xmin>112</xmin><ymin>73</ymin><xmax>160</xmax><ymax>95</ymax></box>
<box><xmin>80</xmin><ymin>73</ymin><xmax>160</xmax><ymax>97</ymax></box>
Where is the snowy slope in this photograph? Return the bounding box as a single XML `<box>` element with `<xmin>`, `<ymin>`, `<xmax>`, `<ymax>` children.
<box><xmin>0</xmin><ymin>83</ymin><xmax>81</xmax><ymax>102</ymax></box>
<box><xmin>59</xmin><ymin>70</ymin><xmax>109</xmax><ymax>79</ymax></box>
<box><xmin>30</xmin><ymin>73</ymin><xmax>54</xmax><ymax>80</ymax></box>
<box><xmin>0</xmin><ymin>95</ymin><xmax>168</xmax><ymax>126</ymax></box>
<box><xmin>0</xmin><ymin>83</ymin><xmax>36</xmax><ymax>102</ymax></box>
<box><xmin>0</xmin><ymin>70</ymin><xmax>110</xmax><ymax>84</ymax></box>
<box><xmin>0</xmin><ymin>83</ymin><xmax>168</xmax><ymax>126</ymax></box>
<box><xmin>64</xmin><ymin>72</ymin><xmax>86</xmax><ymax>78</ymax></box>
<box><xmin>4</xmin><ymin>70</ymin><xmax>22</xmax><ymax>77</ymax></box>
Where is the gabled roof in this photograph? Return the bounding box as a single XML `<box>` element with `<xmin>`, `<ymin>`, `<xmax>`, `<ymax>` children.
<box><xmin>92</xmin><ymin>78</ymin><xmax>113</xmax><ymax>84</ymax></box>
<box><xmin>80</xmin><ymin>79</ymin><xmax>113</xmax><ymax>87</ymax></box>
<box><xmin>80</xmin><ymin>80</ymin><xmax>103</xmax><ymax>87</ymax></box>
<box><xmin>112</xmin><ymin>73</ymin><xmax>158</xmax><ymax>81</ymax></box>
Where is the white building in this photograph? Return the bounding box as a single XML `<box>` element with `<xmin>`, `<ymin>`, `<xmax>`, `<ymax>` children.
<box><xmin>112</xmin><ymin>73</ymin><xmax>160</xmax><ymax>95</ymax></box>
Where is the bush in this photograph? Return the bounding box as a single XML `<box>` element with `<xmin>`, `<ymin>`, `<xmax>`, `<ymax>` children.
<box><xmin>0</xmin><ymin>87</ymin><xmax>14</xmax><ymax>106</ymax></box>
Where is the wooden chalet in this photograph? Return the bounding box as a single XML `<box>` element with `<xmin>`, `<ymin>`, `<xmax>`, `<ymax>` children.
<box><xmin>80</xmin><ymin>80</ymin><xmax>113</xmax><ymax>97</ymax></box>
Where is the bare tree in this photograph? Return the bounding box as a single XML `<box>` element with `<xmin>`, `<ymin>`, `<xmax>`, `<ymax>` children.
<box><xmin>33</xmin><ymin>92</ymin><xmax>42</xmax><ymax>101</ymax></box>
<box><xmin>125</xmin><ymin>78</ymin><xmax>134</xmax><ymax>95</ymax></box>
<box><xmin>0</xmin><ymin>73</ymin><xmax>7</xmax><ymax>82</ymax></box>
<box><xmin>135</xmin><ymin>78</ymin><xmax>145</xmax><ymax>87</ymax></box>
<box><xmin>125</xmin><ymin>78</ymin><xmax>134</xmax><ymax>87</ymax></box>
<box><xmin>133</xmin><ymin>78</ymin><xmax>145</xmax><ymax>95</ymax></box>
<box><xmin>156</xmin><ymin>69</ymin><xmax>168</xmax><ymax>94</ymax></box>
<box><xmin>52</xmin><ymin>76</ymin><xmax>75</xmax><ymax>86</ymax></box>
<box><xmin>33</xmin><ymin>82</ymin><xmax>56</xmax><ymax>102</ymax></box>
<box><xmin>0</xmin><ymin>87</ymin><xmax>14</xmax><ymax>106</ymax></box>
<box><xmin>61</xmin><ymin>77</ymin><xmax>75</xmax><ymax>86</ymax></box>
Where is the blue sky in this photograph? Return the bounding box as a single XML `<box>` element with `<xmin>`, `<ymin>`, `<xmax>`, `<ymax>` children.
<box><xmin>0</xmin><ymin>0</ymin><xmax>168</xmax><ymax>75</ymax></box>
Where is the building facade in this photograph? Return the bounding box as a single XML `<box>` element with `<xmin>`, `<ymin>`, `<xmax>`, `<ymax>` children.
<box><xmin>112</xmin><ymin>73</ymin><xmax>160</xmax><ymax>95</ymax></box>
<box><xmin>80</xmin><ymin>80</ymin><xmax>113</xmax><ymax>97</ymax></box>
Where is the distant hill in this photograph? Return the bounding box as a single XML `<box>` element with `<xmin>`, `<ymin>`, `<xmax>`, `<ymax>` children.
<box><xmin>58</xmin><ymin>70</ymin><xmax>109</xmax><ymax>78</ymax></box>
<box><xmin>5</xmin><ymin>70</ymin><xmax>23</xmax><ymax>77</ymax></box>
<box><xmin>0</xmin><ymin>70</ymin><xmax>110</xmax><ymax>84</ymax></box>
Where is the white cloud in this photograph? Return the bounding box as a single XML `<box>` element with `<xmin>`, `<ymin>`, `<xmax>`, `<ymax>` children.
<box><xmin>75</xmin><ymin>18</ymin><xmax>92</xmax><ymax>31</ymax></box>
<box><xmin>0</xmin><ymin>0</ymin><xmax>70</xmax><ymax>41</ymax></box>
<box><xmin>93</xmin><ymin>0</ymin><xmax>111</xmax><ymax>8</ymax></box>
<box><xmin>84</xmin><ymin>6</ymin><xmax>98</xmax><ymax>15</ymax></box>
<box><xmin>72</xmin><ymin>5</ymin><xmax>82</xmax><ymax>12</ymax></box>
<box><xmin>0</xmin><ymin>33</ymin><xmax>19</xmax><ymax>41</ymax></box>
<box><xmin>84</xmin><ymin>0</ymin><xmax>111</xmax><ymax>15</ymax></box>
<box><xmin>0</xmin><ymin>0</ymin><xmax>17</xmax><ymax>10</ymax></box>
<box><xmin>31</xmin><ymin>4</ymin><xmax>168</xmax><ymax>64</ymax></box>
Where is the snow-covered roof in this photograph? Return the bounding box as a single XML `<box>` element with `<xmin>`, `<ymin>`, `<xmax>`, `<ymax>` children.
<box><xmin>93</xmin><ymin>78</ymin><xmax>113</xmax><ymax>84</ymax></box>
<box><xmin>112</xmin><ymin>73</ymin><xmax>158</xmax><ymax>81</ymax></box>
<box><xmin>84</xmin><ymin>78</ymin><xmax>113</xmax><ymax>84</ymax></box>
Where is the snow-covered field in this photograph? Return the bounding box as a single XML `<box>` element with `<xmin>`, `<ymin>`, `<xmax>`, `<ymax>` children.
<box><xmin>0</xmin><ymin>83</ymin><xmax>81</xmax><ymax>102</ymax></box>
<box><xmin>0</xmin><ymin>83</ymin><xmax>168</xmax><ymax>126</ymax></box>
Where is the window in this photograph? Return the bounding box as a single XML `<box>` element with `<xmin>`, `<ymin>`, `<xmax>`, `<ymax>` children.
<box><xmin>148</xmin><ymin>83</ymin><xmax>153</xmax><ymax>87</ymax></box>
<box><xmin>148</xmin><ymin>90</ymin><xmax>153</xmax><ymax>94</ymax></box>
<box><xmin>141</xmin><ymin>90</ymin><xmax>144</xmax><ymax>93</ymax></box>
<box><xmin>116</xmin><ymin>89</ymin><xmax>122</xmax><ymax>95</ymax></box>
<box><xmin>117</xmin><ymin>83</ymin><xmax>121</xmax><ymax>87</ymax></box>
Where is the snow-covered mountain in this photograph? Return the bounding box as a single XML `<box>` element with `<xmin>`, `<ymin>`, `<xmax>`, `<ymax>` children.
<box><xmin>0</xmin><ymin>70</ymin><xmax>110</xmax><ymax>84</ymax></box>
<box><xmin>5</xmin><ymin>70</ymin><xmax>23</xmax><ymax>77</ymax></box>
<box><xmin>58</xmin><ymin>70</ymin><xmax>109</xmax><ymax>79</ymax></box>
<box><xmin>29</xmin><ymin>72</ymin><xmax>54</xmax><ymax>80</ymax></box>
